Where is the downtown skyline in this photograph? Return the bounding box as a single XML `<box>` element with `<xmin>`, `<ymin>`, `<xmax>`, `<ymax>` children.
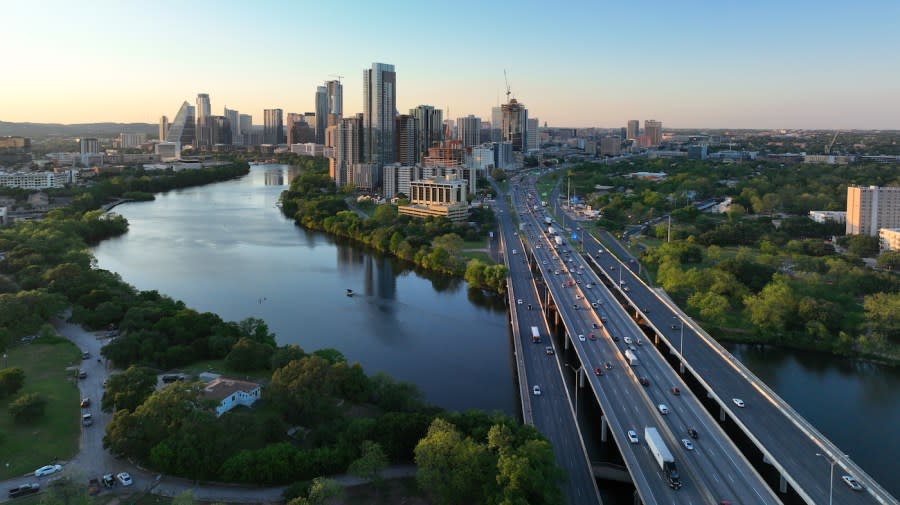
<box><xmin>2</xmin><ymin>0</ymin><xmax>899</xmax><ymax>129</ymax></box>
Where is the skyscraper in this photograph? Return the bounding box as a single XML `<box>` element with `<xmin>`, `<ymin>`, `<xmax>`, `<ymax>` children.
<box><xmin>410</xmin><ymin>105</ymin><xmax>442</xmax><ymax>162</ymax></box>
<box><xmin>457</xmin><ymin>115</ymin><xmax>481</xmax><ymax>147</ymax></box>
<box><xmin>526</xmin><ymin>117</ymin><xmax>539</xmax><ymax>152</ymax></box>
<box><xmin>196</xmin><ymin>93</ymin><xmax>212</xmax><ymax>149</ymax></box>
<box><xmin>363</xmin><ymin>62</ymin><xmax>397</xmax><ymax>166</ymax></box>
<box><xmin>211</xmin><ymin>116</ymin><xmax>232</xmax><ymax>146</ymax></box>
<box><xmin>264</xmin><ymin>109</ymin><xmax>284</xmax><ymax>145</ymax></box>
<box><xmin>79</xmin><ymin>138</ymin><xmax>99</xmax><ymax>154</ymax></box>
<box><xmin>491</xmin><ymin>106</ymin><xmax>503</xmax><ymax>142</ymax></box>
<box><xmin>224</xmin><ymin>107</ymin><xmax>240</xmax><ymax>145</ymax></box>
<box><xmin>315</xmin><ymin>86</ymin><xmax>328</xmax><ymax>145</ymax></box>
<box><xmin>626</xmin><ymin>120</ymin><xmax>639</xmax><ymax>139</ymax></box>
<box><xmin>644</xmin><ymin>120</ymin><xmax>662</xmax><ymax>146</ymax></box>
<box><xmin>331</xmin><ymin>114</ymin><xmax>364</xmax><ymax>187</ymax></box>
<box><xmin>326</xmin><ymin>79</ymin><xmax>343</xmax><ymax>121</ymax></box>
<box><xmin>165</xmin><ymin>101</ymin><xmax>196</xmax><ymax>149</ymax></box>
<box><xmin>159</xmin><ymin>116</ymin><xmax>168</xmax><ymax>141</ymax></box>
<box><xmin>501</xmin><ymin>99</ymin><xmax>528</xmax><ymax>152</ymax></box>
<box><xmin>395</xmin><ymin>114</ymin><xmax>418</xmax><ymax>166</ymax></box>
<box><xmin>239</xmin><ymin>114</ymin><xmax>252</xmax><ymax>145</ymax></box>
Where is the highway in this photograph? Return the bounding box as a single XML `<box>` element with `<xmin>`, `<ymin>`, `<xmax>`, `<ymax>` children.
<box><xmin>510</xmin><ymin>175</ymin><xmax>782</xmax><ymax>505</ymax></box>
<box><xmin>492</xmin><ymin>184</ymin><xmax>601</xmax><ymax>505</ymax></box>
<box><xmin>546</xmin><ymin>183</ymin><xmax>899</xmax><ymax>505</ymax></box>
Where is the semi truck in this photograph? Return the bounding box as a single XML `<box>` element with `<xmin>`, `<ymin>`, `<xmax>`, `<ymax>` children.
<box><xmin>544</xmin><ymin>217</ymin><xmax>552</xmax><ymax>225</ymax></box>
<box><xmin>625</xmin><ymin>349</ymin><xmax>638</xmax><ymax>365</ymax></box>
<box><xmin>644</xmin><ymin>427</ymin><xmax>681</xmax><ymax>489</ymax></box>
<box><xmin>547</xmin><ymin>226</ymin><xmax>556</xmax><ymax>236</ymax></box>
<box><xmin>531</xmin><ymin>326</ymin><xmax>541</xmax><ymax>343</ymax></box>
<box><xmin>554</xmin><ymin>236</ymin><xmax>563</xmax><ymax>246</ymax></box>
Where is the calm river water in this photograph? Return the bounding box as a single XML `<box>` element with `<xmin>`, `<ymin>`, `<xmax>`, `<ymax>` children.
<box><xmin>92</xmin><ymin>165</ymin><xmax>898</xmax><ymax>496</ymax></box>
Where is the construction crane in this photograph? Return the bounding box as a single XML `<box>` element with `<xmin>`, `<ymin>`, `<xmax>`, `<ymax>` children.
<box><xmin>826</xmin><ymin>131</ymin><xmax>839</xmax><ymax>154</ymax></box>
<box><xmin>329</xmin><ymin>74</ymin><xmax>344</xmax><ymax>82</ymax></box>
<box><xmin>503</xmin><ymin>69</ymin><xmax>512</xmax><ymax>102</ymax></box>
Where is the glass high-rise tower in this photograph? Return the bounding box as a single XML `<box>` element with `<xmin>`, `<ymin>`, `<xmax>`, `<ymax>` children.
<box><xmin>363</xmin><ymin>62</ymin><xmax>397</xmax><ymax>167</ymax></box>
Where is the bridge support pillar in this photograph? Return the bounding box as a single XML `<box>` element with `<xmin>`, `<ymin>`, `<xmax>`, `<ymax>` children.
<box><xmin>779</xmin><ymin>473</ymin><xmax>788</xmax><ymax>493</ymax></box>
<box><xmin>633</xmin><ymin>489</ymin><xmax>642</xmax><ymax>505</ymax></box>
<box><xmin>679</xmin><ymin>361</ymin><xmax>685</xmax><ymax>374</ymax></box>
<box><xmin>600</xmin><ymin>415</ymin><xmax>608</xmax><ymax>443</ymax></box>
<box><xmin>720</xmin><ymin>406</ymin><xmax>727</xmax><ymax>422</ymax></box>
<box><xmin>564</xmin><ymin>334</ymin><xmax>569</xmax><ymax>351</ymax></box>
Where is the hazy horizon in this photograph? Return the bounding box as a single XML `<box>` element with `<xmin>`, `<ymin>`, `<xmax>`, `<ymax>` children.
<box><xmin>2</xmin><ymin>0</ymin><xmax>898</xmax><ymax>130</ymax></box>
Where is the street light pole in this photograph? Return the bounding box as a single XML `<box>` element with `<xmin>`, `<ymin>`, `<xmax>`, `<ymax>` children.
<box><xmin>816</xmin><ymin>453</ymin><xmax>838</xmax><ymax>505</ymax></box>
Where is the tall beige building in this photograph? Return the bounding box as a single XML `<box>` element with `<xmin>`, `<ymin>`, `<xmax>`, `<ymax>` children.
<box><xmin>846</xmin><ymin>185</ymin><xmax>900</xmax><ymax>236</ymax></box>
<box><xmin>644</xmin><ymin>120</ymin><xmax>662</xmax><ymax>146</ymax></box>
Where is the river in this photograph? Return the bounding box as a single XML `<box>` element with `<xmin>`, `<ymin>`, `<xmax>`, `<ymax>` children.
<box><xmin>92</xmin><ymin>165</ymin><xmax>516</xmax><ymax>414</ymax></box>
<box><xmin>92</xmin><ymin>164</ymin><xmax>899</xmax><ymax>496</ymax></box>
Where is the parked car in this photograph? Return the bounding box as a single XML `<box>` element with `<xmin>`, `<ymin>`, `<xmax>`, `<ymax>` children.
<box><xmin>116</xmin><ymin>472</ymin><xmax>133</xmax><ymax>487</ymax></box>
<box><xmin>81</xmin><ymin>351</ymin><xmax>90</xmax><ymax>359</ymax></box>
<box><xmin>34</xmin><ymin>464</ymin><xmax>62</xmax><ymax>477</ymax></box>
<box><xmin>80</xmin><ymin>398</ymin><xmax>90</xmax><ymax>408</ymax></box>
<box><xmin>77</xmin><ymin>370</ymin><xmax>87</xmax><ymax>379</ymax></box>
<box><xmin>102</xmin><ymin>474</ymin><xmax>116</xmax><ymax>488</ymax></box>
<box><xmin>8</xmin><ymin>483</ymin><xmax>40</xmax><ymax>499</ymax></box>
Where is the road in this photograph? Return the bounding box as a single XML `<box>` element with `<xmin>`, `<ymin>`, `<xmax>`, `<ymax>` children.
<box><xmin>513</xmin><ymin>175</ymin><xmax>783</xmax><ymax>505</ymax></box>
<box><xmin>492</xmin><ymin>184</ymin><xmax>602</xmax><ymax>505</ymax></box>
<box><xmin>547</xmin><ymin>183</ymin><xmax>898</xmax><ymax>505</ymax></box>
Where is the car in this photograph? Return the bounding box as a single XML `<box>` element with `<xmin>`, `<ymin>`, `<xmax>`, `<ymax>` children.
<box><xmin>636</xmin><ymin>338</ymin><xmax>642</xmax><ymax>346</ymax></box>
<box><xmin>542</xmin><ymin>260</ymin><xmax>547</xmax><ymax>265</ymax></box>
<box><xmin>80</xmin><ymin>398</ymin><xmax>90</xmax><ymax>408</ymax></box>
<box><xmin>671</xmin><ymin>387</ymin><xmax>681</xmax><ymax>396</ymax></box>
<box><xmin>517</xmin><ymin>299</ymin><xmax>523</xmax><ymax>305</ymax></box>
<box><xmin>623</xmin><ymin>286</ymin><xmax>630</xmax><ymax>292</ymax></box>
<box><xmin>598</xmin><ymin>249</ymin><xmax>604</xmax><ymax>254</ymax></box>
<box><xmin>643</xmin><ymin>307</ymin><xmax>650</xmax><ymax>313</ymax></box>
<box><xmin>575</xmin><ymin>294</ymin><xmax>582</xmax><ymax>299</ymax></box>
<box><xmin>591</xmin><ymin>322</ymin><xmax>599</xmax><ymax>329</ymax></box>
<box><xmin>512</xmin><ymin>249</ymin><xmax>517</xmax><ymax>255</ymax></box>
<box><xmin>81</xmin><ymin>351</ymin><xmax>90</xmax><ymax>359</ymax></box>
<box><xmin>682</xmin><ymin>439</ymin><xmax>694</xmax><ymax>450</ymax></box>
<box><xmin>600</xmin><ymin>316</ymin><xmax>608</xmax><ymax>323</ymax></box>
<box><xmin>623</xmin><ymin>336</ymin><xmax>632</xmax><ymax>345</ymax></box>
<box><xmin>628</xmin><ymin>345</ymin><xmax>637</xmax><ymax>351</ymax></box>
<box><xmin>572</xmin><ymin>304</ymin><xmax>578</xmax><ymax>310</ymax></box>
<box><xmin>116</xmin><ymin>472</ymin><xmax>133</xmax><ymax>486</ymax></box>
<box><xmin>532</xmin><ymin>385</ymin><xmax>542</xmax><ymax>396</ymax></box>
<box><xmin>102</xmin><ymin>474</ymin><xmax>116</xmax><ymax>488</ymax></box>
<box><xmin>578</xmin><ymin>334</ymin><xmax>586</xmax><ymax>342</ymax></box>
<box><xmin>8</xmin><ymin>483</ymin><xmax>40</xmax><ymax>498</ymax></box>
<box><xmin>590</xmin><ymin>302</ymin><xmax>598</xmax><ymax>308</ymax></box>
<box><xmin>78</xmin><ymin>370</ymin><xmax>87</xmax><ymax>379</ymax></box>
<box><xmin>732</xmin><ymin>398</ymin><xmax>745</xmax><ymax>408</ymax></box>
<box><xmin>639</xmin><ymin>377</ymin><xmax>650</xmax><ymax>386</ymax></box>
<box><xmin>161</xmin><ymin>374</ymin><xmax>184</xmax><ymax>383</ymax></box>
<box><xmin>594</xmin><ymin>367</ymin><xmax>603</xmax><ymax>376</ymax></box>
<box><xmin>627</xmin><ymin>430</ymin><xmax>639</xmax><ymax>444</ymax></box>
<box><xmin>589</xmin><ymin>333</ymin><xmax>596</xmax><ymax>341</ymax></box>
<box><xmin>604</xmin><ymin>362</ymin><xmax>613</xmax><ymax>370</ymax></box>
<box><xmin>545</xmin><ymin>346</ymin><xmax>554</xmax><ymax>355</ymax></box>
<box><xmin>688</xmin><ymin>427</ymin><xmax>699</xmax><ymax>439</ymax></box>
<box><xmin>34</xmin><ymin>464</ymin><xmax>62</xmax><ymax>477</ymax></box>
<box><xmin>842</xmin><ymin>475</ymin><xmax>863</xmax><ymax>491</ymax></box>
<box><xmin>609</xmin><ymin>265</ymin><xmax>615</xmax><ymax>270</ymax></box>
<box><xmin>586</xmin><ymin>283</ymin><xmax>593</xmax><ymax>289</ymax></box>
<box><xmin>82</xmin><ymin>413</ymin><xmax>93</xmax><ymax>426</ymax></box>
<box><xmin>658</xmin><ymin>404</ymin><xmax>669</xmax><ymax>415</ymax></box>
<box><xmin>612</xmin><ymin>335</ymin><xmax>620</xmax><ymax>342</ymax></box>
<box><xmin>670</xmin><ymin>324</ymin><xmax>679</xmax><ymax>330</ymax></box>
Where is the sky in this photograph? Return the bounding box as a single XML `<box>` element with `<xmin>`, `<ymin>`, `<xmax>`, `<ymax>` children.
<box><xmin>2</xmin><ymin>0</ymin><xmax>899</xmax><ymax>129</ymax></box>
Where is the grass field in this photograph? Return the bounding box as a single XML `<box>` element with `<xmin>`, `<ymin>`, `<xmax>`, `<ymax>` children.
<box><xmin>0</xmin><ymin>337</ymin><xmax>81</xmax><ymax>480</ymax></box>
<box><xmin>461</xmin><ymin>251</ymin><xmax>492</xmax><ymax>262</ymax></box>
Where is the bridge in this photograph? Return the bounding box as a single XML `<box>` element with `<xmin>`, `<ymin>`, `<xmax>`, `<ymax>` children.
<box><xmin>538</xmin><ymin>177</ymin><xmax>899</xmax><ymax>505</ymax></box>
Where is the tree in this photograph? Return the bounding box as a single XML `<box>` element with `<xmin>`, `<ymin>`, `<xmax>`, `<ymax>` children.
<box><xmin>432</xmin><ymin>233</ymin><xmax>464</xmax><ymax>257</ymax></box>
<box><xmin>877</xmin><ymin>251</ymin><xmax>900</xmax><ymax>271</ymax></box>
<box><xmin>270</xmin><ymin>344</ymin><xmax>306</xmax><ymax>371</ymax></box>
<box><xmin>172</xmin><ymin>490</ymin><xmax>195</xmax><ymax>505</ymax></box>
<box><xmin>744</xmin><ymin>276</ymin><xmax>797</xmax><ymax>334</ymax></box>
<box><xmin>348</xmin><ymin>440</ymin><xmax>388</xmax><ymax>483</ymax></box>
<box><xmin>415</xmin><ymin>418</ymin><xmax>495</xmax><ymax>505</ymax></box>
<box><xmin>267</xmin><ymin>355</ymin><xmax>337</xmax><ymax>424</ymax></box>
<box><xmin>844</xmin><ymin>234</ymin><xmax>880</xmax><ymax>258</ymax></box>
<box><xmin>491</xmin><ymin>168</ymin><xmax>507</xmax><ymax>181</ymax></box>
<box><xmin>0</xmin><ymin>367</ymin><xmax>25</xmax><ymax>397</ymax></box>
<box><xmin>863</xmin><ymin>292</ymin><xmax>900</xmax><ymax>344</ymax></box>
<box><xmin>9</xmin><ymin>392</ymin><xmax>47</xmax><ymax>423</ymax></box>
<box><xmin>101</xmin><ymin>365</ymin><xmax>158</xmax><ymax>413</ymax></box>
<box><xmin>307</xmin><ymin>477</ymin><xmax>344</xmax><ymax>505</ymax></box>
<box><xmin>37</xmin><ymin>476</ymin><xmax>90</xmax><ymax>505</ymax></box>
<box><xmin>225</xmin><ymin>337</ymin><xmax>274</xmax><ymax>372</ymax></box>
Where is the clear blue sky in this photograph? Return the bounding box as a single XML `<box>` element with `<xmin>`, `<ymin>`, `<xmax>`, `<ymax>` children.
<box><xmin>2</xmin><ymin>0</ymin><xmax>898</xmax><ymax>129</ymax></box>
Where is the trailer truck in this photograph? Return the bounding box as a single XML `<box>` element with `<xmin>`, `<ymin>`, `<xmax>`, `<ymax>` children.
<box><xmin>531</xmin><ymin>326</ymin><xmax>541</xmax><ymax>343</ymax></box>
<box><xmin>554</xmin><ymin>236</ymin><xmax>563</xmax><ymax>246</ymax></box>
<box><xmin>644</xmin><ymin>427</ymin><xmax>681</xmax><ymax>489</ymax></box>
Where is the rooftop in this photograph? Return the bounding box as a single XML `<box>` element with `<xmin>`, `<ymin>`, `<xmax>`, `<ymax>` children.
<box><xmin>203</xmin><ymin>377</ymin><xmax>260</xmax><ymax>401</ymax></box>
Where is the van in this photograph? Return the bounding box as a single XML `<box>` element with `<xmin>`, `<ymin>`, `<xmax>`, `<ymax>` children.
<box><xmin>82</xmin><ymin>413</ymin><xmax>93</xmax><ymax>426</ymax></box>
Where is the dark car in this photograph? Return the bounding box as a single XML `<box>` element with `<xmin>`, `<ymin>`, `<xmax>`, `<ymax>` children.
<box><xmin>161</xmin><ymin>374</ymin><xmax>184</xmax><ymax>383</ymax></box>
<box><xmin>78</xmin><ymin>370</ymin><xmax>87</xmax><ymax>379</ymax></box>
<box><xmin>688</xmin><ymin>428</ymin><xmax>699</xmax><ymax>439</ymax></box>
<box><xmin>671</xmin><ymin>387</ymin><xmax>681</xmax><ymax>396</ymax></box>
<box><xmin>604</xmin><ymin>362</ymin><xmax>613</xmax><ymax>370</ymax></box>
<box><xmin>594</xmin><ymin>367</ymin><xmax>603</xmax><ymax>376</ymax></box>
<box><xmin>592</xmin><ymin>322</ymin><xmax>599</xmax><ymax>329</ymax></box>
<box><xmin>80</xmin><ymin>398</ymin><xmax>90</xmax><ymax>408</ymax></box>
<box><xmin>639</xmin><ymin>377</ymin><xmax>650</xmax><ymax>386</ymax></box>
<box><xmin>8</xmin><ymin>484</ymin><xmax>40</xmax><ymax>499</ymax></box>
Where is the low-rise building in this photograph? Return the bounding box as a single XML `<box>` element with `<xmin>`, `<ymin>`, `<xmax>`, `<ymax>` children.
<box><xmin>399</xmin><ymin>175</ymin><xmax>468</xmax><ymax>222</ymax></box>
<box><xmin>879</xmin><ymin>228</ymin><xmax>900</xmax><ymax>252</ymax></box>
<box><xmin>203</xmin><ymin>377</ymin><xmax>262</xmax><ymax>417</ymax></box>
<box><xmin>0</xmin><ymin>170</ymin><xmax>75</xmax><ymax>189</ymax></box>
<box><xmin>809</xmin><ymin>210</ymin><xmax>847</xmax><ymax>224</ymax></box>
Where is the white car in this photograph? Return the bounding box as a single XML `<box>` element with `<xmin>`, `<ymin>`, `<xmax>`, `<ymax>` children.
<box><xmin>117</xmin><ymin>472</ymin><xmax>133</xmax><ymax>486</ymax></box>
<box><xmin>517</xmin><ymin>299</ymin><xmax>523</xmax><ymax>305</ymax></box>
<box><xmin>842</xmin><ymin>475</ymin><xmax>863</xmax><ymax>491</ymax></box>
<box><xmin>623</xmin><ymin>336</ymin><xmax>633</xmax><ymax>345</ymax></box>
<box><xmin>34</xmin><ymin>464</ymin><xmax>62</xmax><ymax>477</ymax></box>
<box><xmin>532</xmin><ymin>385</ymin><xmax>542</xmax><ymax>396</ymax></box>
<box><xmin>578</xmin><ymin>334</ymin><xmax>586</xmax><ymax>342</ymax></box>
<box><xmin>682</xmin><ymin>439</ymin><xmax>694</xmax><ymax>450</ymax></box>
<box><xmin>658</xmin><ymin>404</ymin><xmax>669</xmax><ymax>415</ymax></box>
<box><xmin>627</xmin><ymin>430</ymin><xmax>639</xmax><ymax>444</ymax></box>
<box><xmin>732</xmin><ymin>398</ymin><xmax>745</xmax><ymax>408</ymax></box>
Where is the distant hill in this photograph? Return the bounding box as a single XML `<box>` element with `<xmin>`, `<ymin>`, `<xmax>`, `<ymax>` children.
<box><xmin>0</xmin><ymin>121</ymin><xmax>158</xmax><ymax>138</ymax></box>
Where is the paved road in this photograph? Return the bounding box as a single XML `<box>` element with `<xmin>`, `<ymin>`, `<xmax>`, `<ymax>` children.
<box><xmin>515</xmin><ymin>175</ymin><xmax>782</xmax><ymax>505</ymax></box>
<box><xmin>547</xmin><ymin>186</ymin><xmax>898</xmax><ymax>505</ymax></box>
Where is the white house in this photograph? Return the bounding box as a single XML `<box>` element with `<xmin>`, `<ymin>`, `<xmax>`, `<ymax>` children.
<box><xmin>203</xmin><ymin>378</ymin><xmax>261</xmax><ymax>417</ymax></box>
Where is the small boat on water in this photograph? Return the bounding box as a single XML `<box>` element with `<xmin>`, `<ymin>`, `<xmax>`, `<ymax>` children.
<box><xmin>346</xmin><ymin>288</ymin><xmax>354</xmax><ymax>297</ymax></box>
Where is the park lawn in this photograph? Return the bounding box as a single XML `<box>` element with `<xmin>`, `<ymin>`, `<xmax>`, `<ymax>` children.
<box><xmin>0</xmin><ymin>338</ymin><xmax>81</xmax><ymax>480</ymax></box>
<box><xmin>461</xmin><ymin>251</ymin><xmax>492</xmax><ymax>263</ymax></box>
<box><xmin>463</xmin><ymin>238</ymin><xmax>487</xmax><ymax>250</ymax></box>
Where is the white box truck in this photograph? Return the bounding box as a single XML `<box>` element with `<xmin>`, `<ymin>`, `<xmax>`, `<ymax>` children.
<box><xmin>625</xmin><ymin>349</ymin><xmax>638</xmax><ymax>365</ymax></box>
<box><xmin>644</xmin><ymin>427</ymin><xmax>681</xmax><ymax>489</ymax></box>
<box><xmin>531</xmin><ymin>326</ymin><xmax>541</xmax><ymax>343</ymax></box>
